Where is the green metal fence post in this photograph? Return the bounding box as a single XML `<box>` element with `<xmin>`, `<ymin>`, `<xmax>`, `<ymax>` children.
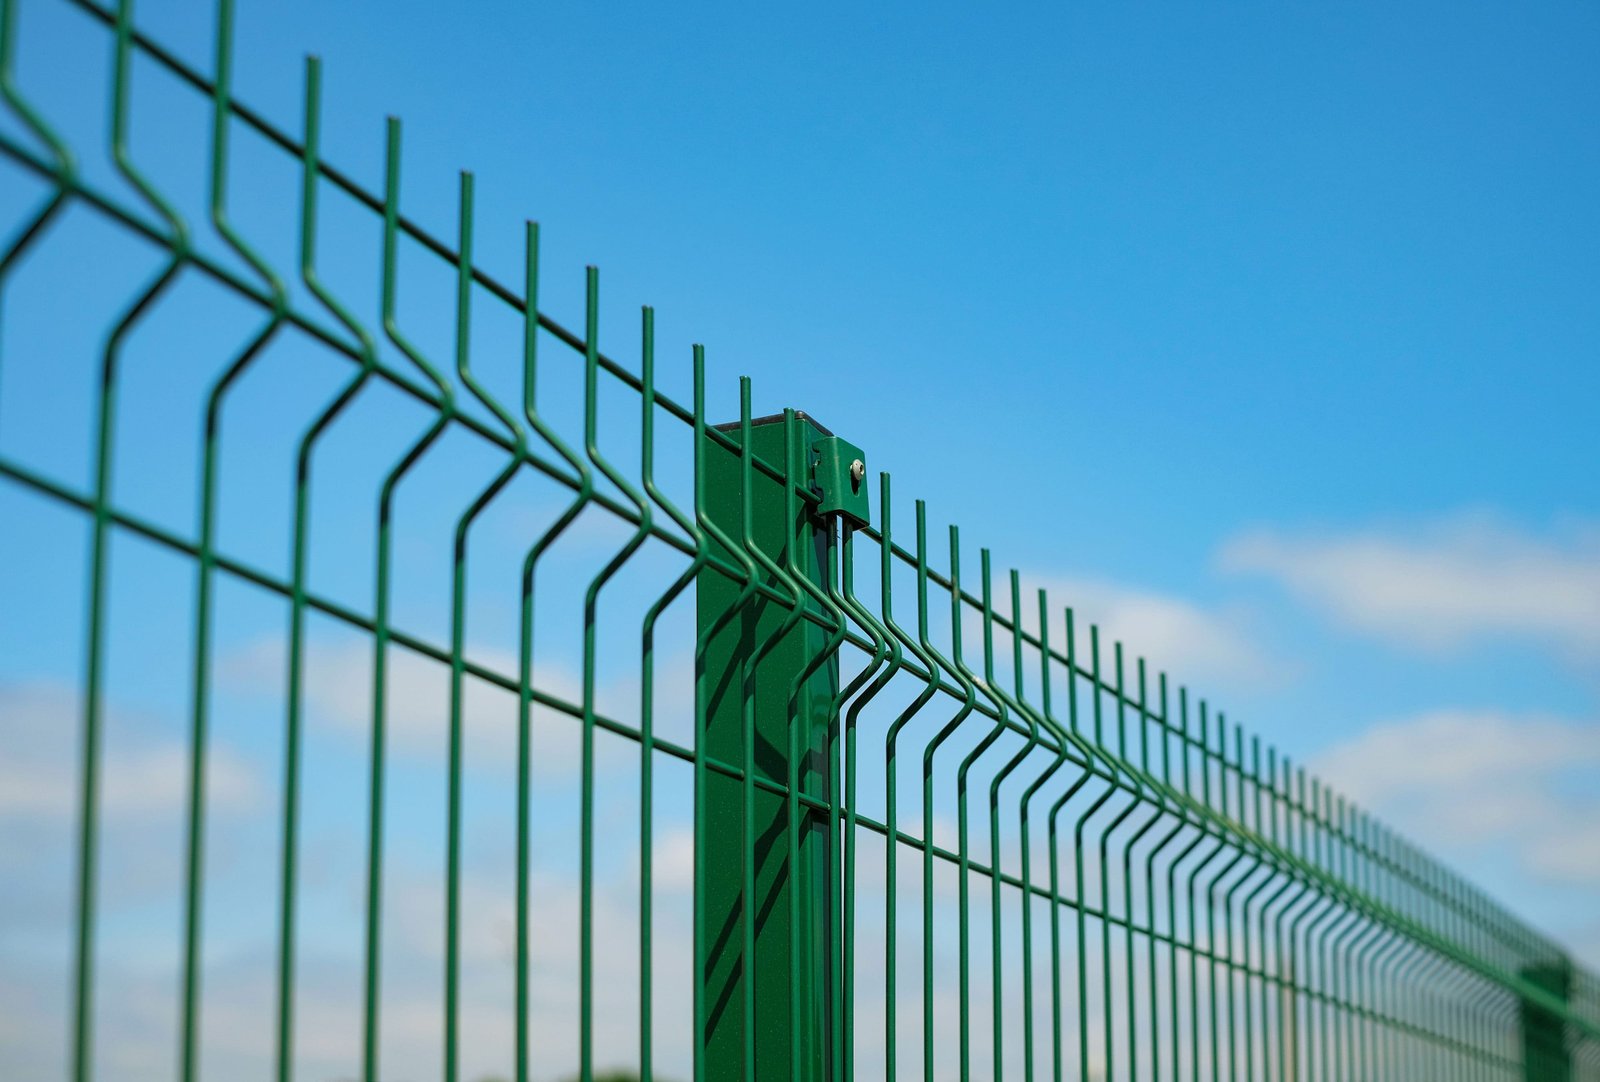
<box><xmin>696</xmin><ymin>407</ymin><xmax>866</xmax><ymax>1081</ymax></box>
<box><xmin>11</xmin><ymin>8</ymin><xmax>1600</xmax><ymax>1078</ymax></box>
<box><xmin>1522</xmin><ymin>958</ymin><xmax>1574</xmax><ymax>1082</ymax></box>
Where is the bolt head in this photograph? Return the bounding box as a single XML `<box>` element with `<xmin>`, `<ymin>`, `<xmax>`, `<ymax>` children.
<box><xmin>849</xmin><ymin>458</ymin><xmax>865</xmax><ymax>489</ymax></box>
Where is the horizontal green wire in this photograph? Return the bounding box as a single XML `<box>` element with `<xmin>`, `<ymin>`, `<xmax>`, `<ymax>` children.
<box><xmin>2</xmin><ymin>445</ymin><xmax>1589</xmax><ymax>1046</ymax></box>
<box><xmin>5</xmin><ymin>5</ymin><xmax>1599</xmax><ymax>1079</ymax></box>
<box><xmin>0</xmin><ymin>103</ymin><xmax>1570</xmax><ymax>1005</ymax></box>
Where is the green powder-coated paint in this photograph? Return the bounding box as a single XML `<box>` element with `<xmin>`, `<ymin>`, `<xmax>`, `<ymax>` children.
<box><xmin>2</xmin><ymin>2</ymin><xmax>1599</xmax><ymax>1080</ymax></box>
<box><xmin>697</xmin><ymin>406</ymin><xmax>839</xmax><ymax>1082</ymax></box>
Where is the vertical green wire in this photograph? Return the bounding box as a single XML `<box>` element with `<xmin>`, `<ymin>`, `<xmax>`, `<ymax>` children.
<box><xmin>1221</xmin><ymin>722</ymin><xmax>1240</xmax><ymax>1082</ymax></box>
<box><xmin>883</xmin><ymin>483</ymin><xmax>901</xmax><ymax>1082</ymax></box>
<box><xmin>441</xmin><ymin>177</ymin><xmax>473</xmax><ymax>1082</ymax></box>
<box><xmin>1045</xmin><ymin>607</ymin><xmax>1087</xmax><ymax>1082</ymax></box>
<box><xmin>1115</xmin><ymin>657</ymin><xmax>1163</xmax><ymax>1082</ymax></box>
<box><xmin>1092</xmin><ymin>639</ymin><xmax>1139</xmax><ymax>1082</ymax></box>
<box><xmin>1234</xmin><ymin>735</ymin><xmax>1263</xmax><ymax>1082</ymax></box>
<box><xmin>1016</xmin><ymin>586</ymin><xmax>1068</xmax><ymax>1082</ymax></box>
<box><xmin>909</xmin><ymin>505</ymin><xmax>979</xmax><ymax>1081</ymax></box>
<box><xmin>516</xmin><ymin>219</ymin><xmax>592</xmax><ymax>1082</ymax></box>
<box><xmin>445</xmin><ymin>171</ymin><xmax>531</xmax><ymax>1082</ymax></box>
<box><xmin>183</xmin><ymin>2</ymin><xmax>289</xmax><ymax>1077</ymax></box>
<box><xmin>982</xmin><ymin>559</ymin><xmax>1008</xmax><ymax>1082</ymax></box>
<box><xmin>1271</xmin><ymin>761</ymin><xmax>1292</xmax><ymax>1080</ymax></box>
<box><xmin>1221</xmin><ymin>722</ymin><xmax>1248</xmax><ymax>1082</ymax></box>
<box><xmin>1248</xmin><ymin>738</ymin><xmax>1271</xmax><ymax>1081</ymax></box>
<box><xmin>1072</xmin><ymin>626</ymin><xmax>1109</xmax><ymax>1082</ymax></box>
<box><xmin>835</xmin><ymin>522</ymin><xmax>893</xmax><ymax>1082</ymax></box>
<box><xmin>832</xmin><ymin>505</ymin><xmax>896</xmax><ymax>1082</ymax></box>
<box><xmin>637</xmin><ymin>305</ymin><xmax>705</xmax><ymax>1082</ymax></box>
<box><xmin>1218</xmin><ymin>726</ymin><xmax>1246</xmax><ymax>1082</ymax></box>
<box><xmin>366</xmin><ymin>114</ymin><xmax>457</xmax><ymax>1082</ymax></box>
<box><xmin>1312</xmin><ymin>787</ymin><xmax>1337</xmax><ymax>1082</ymax></box>
<box><xmin>1180</xmin><ymin>701</ymin><xmax>1209</xmax><ymax>1078</ymax></box>
<box><xmin>1141</xmin><ymin>672</ymin><xmax>1180</xmax><ymax>1082</ymax></box>
<box><xmin>948</xmin><ymin>524</ymin><xmax>974</xmax><ymax>1082</ymax></box>
<box><xmin>1251</xmin><ymin>749</ymin><xmax>1287</xmax><ymax>1082</ymax></box>
<box><xmin>1352</xmin><ymin>812</ymin><xmax>1378</xmax><ymax>1078</ymax></box>
<box><xmin>1324</xmin><ymin>790</ymin><xmax>1350</xmax><ymax>1075</ymax></box>
<box><xmin>1311</xmin><ymin>772</ymin><xmax>1343</xmax><ymax>1082</ymax></box>
<box><xmin>576</xmin><ymin>267</ymin><xmax>654</xmax><ymax>1081</ymax></box>
<box><xmin>941</xmin><ymin>546</ymin><xmax>1012</xmax><ymax>1082</ymax></box>
<box><xmin>1275</xmin><ymin>771</ymin><xmax>1293</xmax><ymax>1082</ymax></box>
<box><xmin>1097</xmin><ymin>642</ymin><xmax>1126</xmax><ymax>1082</ymax></box>
<box><xmin>876</xmin><ymin>475</ymin><xmax>941</xmax><ymax>1082</ymax></box>
<box><xmin>1351</xmin><ymin>809</ymin><xmax>1370</xmax><ymax>1078</ymax></box>
<box><xmin>688</xmin><ymin>349</ymin><xmax>756</xmax><ymax>1082</ymax></box>
<box><xmin>78</xmin><ymin>2</ymin><xmax>192</xmax><ymax>1078</ymax></box>
<box><xmin>1164</xmin><ymin>687</ymin><xmax>1194</xmax><ymax>1078</ymax></box>
<box><xmin>831</xmin><ymin>506</ymin><xmax>894</xmax><ymax>1082</ymax></box>
<box><xmin>277</xmin><ymin>54</ymin><xmax>378</xmax><ymax>1082</ymax></box>
<box><xmin>515</xmin><ymin>232</ymin><xmax>541</xmax><ymax>1082</ymax></box>
<box><xmin>578</xmin><ymin>269</ymin><xmax>605</xmax><ymax>1082</ymax></box>
<box><xmin>936</xmin><ymin>522</ymin><xmax>1008</xmax><ymax>1082</ymax></box>
<box><xmin>976</xmin><ymin>566</ymin><xmax>1044</xmax><ymax>1082</ymax></box>
<box><xmin>1292</xmin><ymin>761</ymin><xmax>1318</xmax><ymax>1082</ymax></box>
<box><xmin>1311</xmin><ymin>771</ymin><xmax>1332</xmax><ymax>1082</ymax></box>
<box><xmin>633</xmin><ymin>311</ymin><xmax>661</xmax><ymax>1079</ymax></box>
<box><xmin>690</xmin><ymin>351</ymin><xmax>711</xmax><ymax>1082</ymax></box>
<box><xmin>1292</xmin><ymin>768</ymin><xmax>1305</xmax><ymax>1082</ymax></box>
<box><xmin>1205</xmin><ymin>715</ymin><xmax>1233</xmax><ymax>1082</ymax></box>
<box><xmin>1330</xmin><ymin>796</ymin><xmax>1354</xmax><ymax>1081</ymax></box>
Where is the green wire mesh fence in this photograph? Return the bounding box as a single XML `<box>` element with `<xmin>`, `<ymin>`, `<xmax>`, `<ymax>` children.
<box><xmin>1</xmin><ymin>1</ymin><xmax>1598</xmax><ymax>1080</ymax></box>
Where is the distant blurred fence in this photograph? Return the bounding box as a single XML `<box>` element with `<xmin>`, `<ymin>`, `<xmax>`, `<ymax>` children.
<box><xmin>2</xmin><ymin>1</ymin><xmax>1598</xmax><ymax>1080</ymax></box>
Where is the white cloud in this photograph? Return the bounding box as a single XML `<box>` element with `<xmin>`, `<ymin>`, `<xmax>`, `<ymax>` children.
<box><xmin>222</xmin><ymin>636</ymin><xmax>568</xmax><ymax>759</ymax></box>
<box><xmin>1314</xmin><ymin>708</ymin><xmax>1600</xmax><ymax>889</ymax></box>
<box><xmin>220</xmin><ymin>636</ymin><xmax>695</xmax><ymax>778</ymax></box>
<box><xmin>1019</xmin><ymin>576</ymin><xmax>1273</xmax><ymax>689</ymax></box>
<box><xmin>0</xmin><ymin>682</ymin><xmax>259</xmax><ymax>819</ymax></box>
<box><xmin>1220</xmin><ymin>515</ymin><xmax>1600</xmax><ymax>660</ymax></box>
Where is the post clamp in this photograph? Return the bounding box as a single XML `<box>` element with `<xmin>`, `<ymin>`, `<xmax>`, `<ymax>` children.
<box><xmin>812</xmin><ymin>435</ymin><xmax>869</xmax><ymax>526</ymax></box>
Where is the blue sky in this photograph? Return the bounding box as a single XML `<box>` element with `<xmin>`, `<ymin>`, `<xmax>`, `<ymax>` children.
<box><xmin>185</xmin><ymin>0</ymin><xmax>1600</xmax><ymax>937</ymax></box>
<box><xmin>2</xmin><ymin>0</ymin><xmax>1599</xmax><ymax>1079</ymax></box>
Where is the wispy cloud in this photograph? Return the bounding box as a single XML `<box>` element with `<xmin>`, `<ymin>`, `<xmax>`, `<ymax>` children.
<box><xmin>1315</xmin><ymin>708</ymin><xmax>1600</xmax><ymax>889</ymax></box>
<box><xmin>1020</xmin><ymin>576</ymin><xmax>1274</xmax><ymax>689</ymax></box>
<box><xmin>1220</xmin><ymin>514</ymin><xmax>1600</xmax><ymax>660</ymax></box>
<box><xmin>220</xmin><ymin>636</ymin><xmax>695</xmax><ymax>777</ymax></box>
<box><xmin>0</xmin><ymin>682</ymin><xmax>259</xmax><ymax>819</ymax></box>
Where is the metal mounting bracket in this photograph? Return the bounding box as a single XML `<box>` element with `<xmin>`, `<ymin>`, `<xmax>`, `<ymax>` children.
<box><xmin>812</xmin><ymin>435</ymin><xmax>869</xmax><ymax>526</ymax></box>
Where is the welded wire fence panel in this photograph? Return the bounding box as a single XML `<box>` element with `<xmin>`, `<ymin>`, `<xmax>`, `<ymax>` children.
<box><xmin>2</xmin><ymin>2</ymin><xmax>1598</xmax><ymax>1081</ymax></box>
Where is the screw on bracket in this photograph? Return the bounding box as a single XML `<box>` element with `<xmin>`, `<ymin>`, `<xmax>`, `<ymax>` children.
<box><xmin>812</xmin><ymin>436</ymin><xmax>870</xmax><ymax>525</ymax></box>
